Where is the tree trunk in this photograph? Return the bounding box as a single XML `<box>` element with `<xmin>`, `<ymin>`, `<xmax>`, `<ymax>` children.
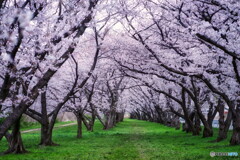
<box><xmin>216</xmin><ymin>100</ymin><xmax>232</xmax><ymax>142</ymax></box>
<box><xmin>88</xmin><ymin>105</ymin><xmax>96</xmax><ymax>132</ymax></box>
<box><xmin>230</xmin><ymin>122</ymin><xmax>240</xmax><ymax>145</ymax></box>
<box><xmin>116</xmin><ymin>112</ymin><xmax>120</xmax><ymax>123</ymax></box>
<box><xmin>38</xmin><ymin>91</ymin><xmax>57</xmax><ymax>146</ymax></box>
<box><xmin>182</xmin><ymin>122</ymin><xmax>192</xmax><ymax>133</ymax></box>
<box><xmin>96</xmin><ymin>111</ymin><xmax>106</xmax><ymax>128</ymax></box>
<box><xmin>193</xmin><ymin>100</ymin><xmax>213</xmax><ymax>137</ymax></box>
<box><xmin>201</xmin><ymin>122</ymin><xmax>213</xmax><ymax>137</ymax></box>
<box><xmin>205</xmin><ymin>102</ymin><xmax>217</xmax><ymax>139</ymax></box>
<box><xmin>39</xmin><ymin>123</ymin><xmax>56</xmax><ymax>146</ymax></box>
<box><xmin>175</xmin><ymin>120</ymin><xmax>180</xmax><ymax>130</ymax></box>
<box><xmin>82</xmin><ymin>117</ymin><xmax>90</xmax><ymax>131</ymax></box>
<box><xmin>116</xmin><ymin>112</ymin><xmax>124</xmax><ymax>123</ymax></box>
<box><xmin>172</xmin><ymin>114</ymin><xmax>180</xmax><ymax>130</ymax></box>
<box><xmin>39</xmin><ymin>128</ymin><xmax>54</xmax><ymax>146</ymax></box>
<box><xmin>89</xmin><ymin>111</ymin><xmax>96</xmax><ymax>131</ymax></box>
<box><xmin>39</xmin><ymin>118</ymin><xmax>58</xmax><ymax>146</ymax></box>
<box><xmin>76</xmin><ymin>114</ymin><xmax>83</xmax><ymax>139</ymax></box>
<box><xmin>202</xmin><ymin>126</ymin><xmax>213</xmax><ymax>138</ymax></box>
<box><xmin>193</xmin><ymin>112</ymin><xmax>202</xmax><ymax>134</ymax></box>
<box><xmin>104</xmin><ymin>110</ymin><xmax>116</xmax><ymax>130</ymax></box>
<box><xmin>4</xmin><ymin>117</ymin><xmax>27</xmax><ymax>154</ymax></box>
<box><xmin>207</xmin><ymin>103</ymin><xmax>217</xmax><ymax>127</ymax></box>
<box><xmin>230</xmin><ymin>106</ymin><xmax>240</xmax><ymax>145</ymax></box>
<box><xmin>181</xmin><ymin>89</ymin><xmax>199</xmax><ymax>135</ymax></box>
<box><xmin>202</xmin><ymin>106</ymin><xmax>215</xmax><ymax>138</ymax></box>
<box><xmin>120</xmin><ymin>111</ymin><xmax>125</xmax><ymax>122</ymax></box>
<box><xmin>4</xmin><ymin>132</ymin><xmax>12</xmax><ymax>145</ymax></box>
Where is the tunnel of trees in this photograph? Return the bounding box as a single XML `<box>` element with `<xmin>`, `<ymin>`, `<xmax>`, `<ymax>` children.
<box><xmin>0</xmin><ymin>0</ymin><xmax>240</xmax><ymax>155</ymax></box>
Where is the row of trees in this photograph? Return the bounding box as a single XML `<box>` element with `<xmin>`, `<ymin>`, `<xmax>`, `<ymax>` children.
<box><xmin>114</xmin><ymin>0</ymin><xmax>240</xmax><ymax>146</ymax></box>
<box><xmin>0</xmin><ymin>0</ymin><xmax>128</xmax><ymax>154</ymax></box>
<box><xmin>0</xmin><ymin>0</ymin><xmax>240</xmax><ymax>156</ymax></box>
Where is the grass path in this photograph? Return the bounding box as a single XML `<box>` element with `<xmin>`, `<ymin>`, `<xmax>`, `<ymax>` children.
<box><xmin>21</xmin><ymin>122</ymin><xmax>77</xmax><ymax>133</ymax></box>
<box><xmin>130</xmin><ymin>121</ymin><xmax>149</xmax><ymax>160</ymax></box>
<box><xmin>0</xmin><ymin>119</ymin><xmax>240</xmax><ymax>160</ymax></box>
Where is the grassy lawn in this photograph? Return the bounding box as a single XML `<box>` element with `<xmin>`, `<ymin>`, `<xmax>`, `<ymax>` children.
<box><xmin>0</xmin><ymin>119</ymin><xmax>239</xmax><ymax>160</ymax></box>
<box><xmin>20</xmin><ymin>121</ymin><xmax>76</xmax><ymax>131</ymax></box>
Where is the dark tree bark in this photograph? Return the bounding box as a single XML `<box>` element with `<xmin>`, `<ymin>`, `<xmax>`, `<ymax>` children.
<box><xmin>4</xmin><ymin>117</ymin><xmax>27</xmax><ymax>154</ymax></box>
<box><xmin>230</xmin><ymin>116</ymin><xmax>240</xmax><ymax>145</ymax></box>
<box><xmin>155</xmin><ymin>105</ymin><xmax>166</xmax><ymax>124</ymax></box>
<box><xmin>193</xmin><ymin>112</ymin><xmax>202</xmax><ymax>135</ymax></box>
<box><xmin>230</xmin><ymin>103</ymin><xmax>240</xmax><ymax>145</ymax></box>
<box><xmin>217</xmin><ymin>110</ymin><xmax>232</xmax><ymax>142</ymax></box>
<box><xmin>201</xmin><ymin>102</ymin><xmax>217</xmax><ymax>138</ymax></box>
<box><xmin>191</xmin><ymin>78</ymin><xmax>213</xmax><ymax>138</ymax></box>
<box><xmin>104</xmin><ymin>109</ymin><xmax>116</xmax><ymax>130</ymax></box>
<box><xmin>82</xmin><ymin>113</ymin><xmax>95</xmax><ymax>132</ymax></box>
<box><xmin>82</xmin><ymin>117</ymin><xmax>91</xmax><ymax>131</ymax></box>
<box><xmin>200</xmin><ymin>102</ymin><xmax>217</xmax><ymax>140</ymax></box>
<box><xmin>77</xmin><ymin>116</ymin><xmax>83</xmax><ymax>138</ymax></box>
<box><xmin>181</xmin><ymin>89</ymin><xmax>199</xmax><ymax>135</ymax></box>
<box><xmin>202</xmin><ymin>123</ymin><xmax>213</xmax><ymax>137</ymax></box>
<box><xmin>38</xmin><ymin>91</ymin><xmax>56</xmax><ymax>146</ymax></box>
<box><xmin>87</xmin><ymin>104</ymin><xmax>97</xmax><ymax>131</ymax></box>
<box><xmin>215</xmin><ymin>99</ymin><xmax>232</xmax><ymax>142</ymax></box>
<box><xmin>95</xmin><ymin>110</ymin><xmax>107</xmax><ymax>128</ymax></box>
<box><xmin>0</xmin><ymin>0</ymin><xmax>6</xmax><ymax>9</ymax></box>
<box><xmin>81</xmin><ymin>107</ymin><xmax>96</xmax><ymax>132</ymax></box>
<box><xmin>90</xmin><ymin>113</ymin><xmax>96</xmax><ymax>131</ymax></box>
<box><xmin>116</xmin><ymin>111</ymin><xmax>124</xmax><ymax>123</ymax></box>
<box><xmin>74</xmin><ymin>112</ymin><xmax>83</xmax><ymax>139</ymax></box>
<box><xmin>39</xmin><ymin>123</ymin><xmax>56</xmax><ymax>146</ymax></box>
<box><xmin>207</xmin><ymin>102</ymin><xmax>217</xmax><ymax>128</ymax></box>
<box><xmin>182</xmin><ymin>122</ymin><xmax>192</xmax><ymax>133</ymax></box>
<box><xmin>0</xmin><ymin>74</ymin><xmax>12</xmax><ymax>111</ymax></box>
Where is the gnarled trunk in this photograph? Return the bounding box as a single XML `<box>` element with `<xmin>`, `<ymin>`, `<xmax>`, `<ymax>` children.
<box><xmin>193</xmin><ymin>112</ymin><xmax>201</xmax><ymax>135</ymax></box>
<box><xmin>194</xmin><ymin>102</ymin><xmax>213</xmax><ymax>137</ymax></box>
<box><xmin>39</xmin><ymin>123</ymin><xmax>56</xmax><ymax>146</ymax></box>
<box><xmin>203</xmin><ymin>102</ymin><xmax>217</xmax><ymax>139</ymax></box>
<box><xmin>4</xmin><ymin>117</ymin><xmax>27</xmax><ymax>154</ymax></box>
<box><xmin>104</xmin><ymin>110</ymin><xmax>116</xmax><ymax>130</ymax></box>
<box><xmin>202</xmin><ymin>126</ymin><xmax>213</xmax><ymax>138</ymax></box>
<box><xmin>230</xmin><ymin>126</ymin><xmax>240</xmax><ymax>145</ymax></box>
<box><xmin>181</xmin><ymin>89</ymin><xmax>199</xmax><ymax>135</ymax></box>
<box><xmin>216</xmin><ymin>102</ymin><xmax>232</xmax><ymax>142</ymax></box>
<box><xmin>182</xmin><ymin>123</ymin><xmax>191</xmax><ymax>132</ymax></box>
<box><xmin>230</xmin><ymin>109</ymin><xmax>240</xmax><ymax>145</ymax></box>
<box><xmin>193</xmin><ymin>100</ymin><xmax>213</xmax><ymax>138</ymax></box>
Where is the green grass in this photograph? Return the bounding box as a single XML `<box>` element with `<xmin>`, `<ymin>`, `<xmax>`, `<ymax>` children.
<box><xmin>0</xmin><ymin>119</ymin><xmax>239</xmax><ymax>160</ymax></box>
<box><xmin>20</xmin><ymin>121</ymin><xmax>75</xmax><ymax>131</ymax></box>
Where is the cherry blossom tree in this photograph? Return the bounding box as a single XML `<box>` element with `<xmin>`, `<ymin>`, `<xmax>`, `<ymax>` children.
<box><xmin>1</xmin><ymin>0</ymin><xmax>240</xmax><ymax>155</ymax></box>
<box><xmin>114</xmin><ymin>0</ymin><xmax>239</xmax><ymax>144</ymax></box>
<box><xmin>0</xmin><ymin>0</ymin><xmax>100</xmax><ymax>153</ymax></box>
